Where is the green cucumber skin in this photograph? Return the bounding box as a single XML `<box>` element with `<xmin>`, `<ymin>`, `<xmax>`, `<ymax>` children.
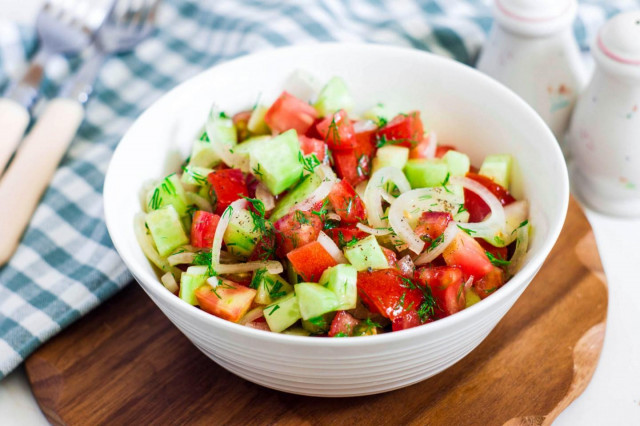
<box><xmin>314</xmin><ymin>76</ymin><xmax>354</xmax><ymax>116</ymax></box>
<box><xmin>319</xmin><ymin>264</ymin><xmax>358</xmax><ymax>310</ymax></box>
<box><xmin>264</xmin><ymin>293</ymin><xmax>301</xmax><ymax>333</ymax></box>
<box><xmin>343</xmin><ymin>235</ymin><xmax>389</xmax><ymax>272</ymax></box>
<box><xmin>145</xmin><ymin>205</ymin><xmax>189</xmax><ymax>257</ymax></box>
<box><xmin>479</xmin><ymin>154</ymin><xmax>512</xmax><ymax>189</ymax></box>
<box><xmin>249</xmin><ymin>129</ymin><xmax>303</xmax><ymax>196</ymax></box>
<box><xmin>442</xmin><ymin>150</ymin><xmax>470</xmax><ymax>177</ymax></box>
<box><xmin>223</xmin><ymin>209</ymin><xmax>262</xmax><ymax>258</ymax></box>
<box><xmin>147</xmin><ymin>173</ymin><xmax>190</xmax><ymax>217</ymax></box>
<box><xmin>404</xmin><ymin>159</ymin><xmax>449</xmax><ymax>188</ymax></box>
<box><xmin>253</xmin><ymin>271</ymin><xmax>294</xmax><ymax>305</ymax></box>
<box><xmin>179</xmin><ymin>266</ymin><xmax>209</xmax><ymax>305</ymax></box>
<box><xmin>269</xmin><ymin>172</ymin><xmax>323</xmax><ymax>222</ymax></box>
<box><xmin>294</xmin><ymin>283</ymin><xmax>340</xmax><ymax>320</ymax></box>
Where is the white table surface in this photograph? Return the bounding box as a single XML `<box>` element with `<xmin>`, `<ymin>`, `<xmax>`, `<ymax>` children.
<box><xmin>1</xmin><ymin>2</ymin><xmax>639</xmax><ymax>425</ymax></box>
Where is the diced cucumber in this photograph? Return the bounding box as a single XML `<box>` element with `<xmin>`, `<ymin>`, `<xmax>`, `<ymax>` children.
<box><xmin>145</xmin><ymin>205</ymin><xmax>189</xmax><ymax>257</ymax></box>
<box><xmin>442</xmin><ymin>150</ymin><xmax>470</xmax><ymax>177</ymax></box>
<box><xmin>479</xmin><ymin>154</ymin><xmax>512</xmax><ymax>189</ymax></box>
<box><xmin>188</xmin><ymin>131</ymin><xmax>221</xmax><ymax>168</ymax></box>
<box><xmin>181</xmin><ymin>165</ymin><xmax>212</xmax><ymax>186</ymax></box>
<box><xmin>147</xmin><ymin>173</ymin><xmax>190</xmax><ymax>217</ymax></box>
<box><xmin>269</xmin><ymin>171</ymin><xmax>323</xmax><ymax>222</ymax></box>
<box><xmin>264</xmin><ymin>293</ymin><xmax>301</xmax><ymax>333</ymax></box>
<box><xmin>314</xmin><ymin>76</ymin><xmax>354</xmax><ymax>116</ymax></box>
<box><xmin>249</xmin><ymin>129</ymin><xmax>303</xmax><ymax>195</ymax></box>
<box><xmin>252</xmin><ymin>269</ymin><xmax>293</xmax><ymax>305</ymax></box>
<box><xmin>404</xmin><ymin>159</ymin><xmax>449</xmax><ymax>188</ymax></box>
<box><xmin>343</xmin><ymin>235</ymin><xmax>389</xmax><ymax>271</ymax></box>
<box><xmin>286</xmin><ymin>260</ymin><xmax>302</xmax><ymax>285</ymax></box>
<box><xmin>319</xmin><ymin>264</ymin><xmax>357</xmax><ymax>310</ymax></box>
<box><xmin>363</xmin><ymin>103</ymin><xmax>398</xmax><ymax>125</ymax></box>
<box><xmin>301</xmin><ymin>312</ymin><xmax>335</xmax><ymax>334</ymax></box>
<box><xmin>372</xmin><ymin>146</ymin><xmax>410</xmax><ymax>174</ymax></box>
<box><xmin>465</xmin><ymin>288</ymin><xmax>481</xmax><ymax>308</ymax></box>
<box><xmin>282</xmin><ymin>327</ymin><xmax>311</xmax><ymax>336</ymax></box>
<box><xmin>294</xmin><ymin>283</ymin><xmax>340</xmax><ymax>320</ymax></box>
<box><xmin>223</xmin><ymin>208</ymin><xmax>262</xmax><ymax>258</ymax></box>
<box><xmin>247</xmin><ymin>105</ymin><xmax>269</xmax><ymax>134</ymax></box>
<box><xmin>205</xmin><ymin>110</ymin><xmax>238</xmax><ymax>166</ymax></box>
<box><xmin>179</xmin><ymin>266</ymin><xmax>209</xmax><ymax>305</ymax></box>
<box><xmin>233</xmin><ymin>135</ymin><xmax>271</xmax><ymax>158</ymax></box>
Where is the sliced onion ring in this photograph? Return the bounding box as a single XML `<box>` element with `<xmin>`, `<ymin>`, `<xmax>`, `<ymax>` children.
<box><xmin>414</xmin><ymin>222</ymin><xmax>459</xmax><ymax>265</ymax></box>
<box><xmin>239</xmin><ymin>306</ymin><xmax>265</xmax><ymax>325</ymax></box>
<box><xmin>508</xmin><ymin>222</ymin><xmax>530</xmax><ymax>277</ymax></box>
<box><xmin>290</xmin><ymin>180</ymin><xmax>335</xmax><ymax>213</ymax></box>
<box><xmin>317</xmin><ymin>231</ymin><xmax>348</xmax><ymax>264</ymax></box>
<box><xmin>167</xmin><ymin>252</ymin><xmax>196</xmax><ymax>266</ymax></box>
<box><xmin>451</xmin><ymin>176</ymin><xmax>506</xmax><ymax>239</ymax></box>
<box><xmin>161</xmin><ymin>272</ymin><xmax>179</xmax><ymax>293</ymax></box>
<box><xmin>364</xmin><ymin>166</ymin><xmax>411</xmax><ymax>228</ymax></box>
<box><xmin>356</xmin><ymin>223</ymin><xmax>391</xmax><ymax>236</ymax></box>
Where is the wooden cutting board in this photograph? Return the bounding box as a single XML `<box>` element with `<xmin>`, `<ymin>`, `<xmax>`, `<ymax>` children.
<box><xmin>25</xmin><ymin>198</ymin><xmax>608</xmax><ymax>426</ymax></box>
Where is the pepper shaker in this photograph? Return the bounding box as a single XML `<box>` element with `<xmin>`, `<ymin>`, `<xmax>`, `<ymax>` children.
<box><xmin>477</xmin><ymin>0</ymin><xmax>587</xmax><ymax>144</ymax></box>
<box><xmin>567</xmin><ymin>11</ymin><xmax>640</xmax><ymax>217</ymax></box>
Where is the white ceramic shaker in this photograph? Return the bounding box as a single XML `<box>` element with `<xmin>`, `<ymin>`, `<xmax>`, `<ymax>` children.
<box><xmin>567</xmin><ymin>11</ymin><xmax>640</xmax><ymax>217</ymax></box>
<box><xmin>477</xmin><ymin>0</ymin><xmax>587</xmax><ymax>144</ymax></box>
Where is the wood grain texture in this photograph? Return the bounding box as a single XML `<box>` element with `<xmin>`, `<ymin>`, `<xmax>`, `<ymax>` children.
<box><xmin>26</xmin><ymin>198</ymin><xmax>608</xmax><ymax>426</ymax></box>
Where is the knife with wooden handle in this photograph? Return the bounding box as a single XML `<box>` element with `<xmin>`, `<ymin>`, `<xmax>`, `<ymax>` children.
<box><xmin>0</xmin><ymin>98</ymin><xmax>30</xmax><ymax>173</ymax></box>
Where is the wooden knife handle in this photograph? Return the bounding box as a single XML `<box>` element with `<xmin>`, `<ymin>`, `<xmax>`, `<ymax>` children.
<box><xmin>0</xmin><ymin>98</ymin><xmax>83</xmax><ymax>266</ymax></box>
<box><xmin>0</xmin><ymin>98</ymin><xmax>30</xmax><ymax>173</ymax></box>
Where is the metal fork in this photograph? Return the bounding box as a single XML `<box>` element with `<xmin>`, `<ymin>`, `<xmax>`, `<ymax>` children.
<box><xmin>0</xmin><ymin>0</ymin><xmax>160</xmax><ymax>266</ymax></box>
<box><xmin>0</xmin><ymin>0</ymin><xmax>114</xmax><ymax>173</ymax></box>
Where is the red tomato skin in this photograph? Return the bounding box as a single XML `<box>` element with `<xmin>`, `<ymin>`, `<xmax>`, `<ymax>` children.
<box><xmin>415</xmin><ymin>266</ymin><xmax>465</xmax><ymax>317</ymax></box>
<box><xmin>264</xmin><ymin>91</ymin><xmax>318</xmax><ymax>135</ymax></box>
<box><xmin>190</xmin><ymin>211</ymin><xmax>221</xmax><ymax>248</ymax></box>
<box><xmin>274</xmin><ymin>210</ymin><xmax>323</xmax><ymax>256</ymax></box>
<box><xmin>409</xmin><ymin>134</ymin><xmax>435</xmax><ymax>159</ymax></box>
<box><xmin>381</xmin><ymin>247</ymin><xmax>398</xmax><ymax>268</ymax></box>
<box><xmin>327</xmin><ymin>180</ymin><xmax>367</xmax><ymax>223</ymax></box>
<box><xmin>248</xmin><ymin>228</ymin><xmax>276</xmax><ymax>261</ymax></box>
<box><xmin>474</xmin><ymin>266</ymin><xmax>505</xmax><ymax>300</ymax></box>
<box><xmin>332</xmin><ymin>150</ymin><xmax>367</xmax><ymax>187</ymax></box>
<box><xmin>464</xmin><ymin>172</ymin><xmax>516</xmax><ymax>223</ymax></box>
<box><xmin>414</xmin><ymin>211</ymin><xmax>453</xmax><ymax>241</ymax></box>
<box><xmin>298</xmin><ymin>135</ymin><xmax>326</xmax><ymax>162</ymax></box>
<box><xmin>435</xmin><ymin>145</ymin><xmax>456</xmax><ymax>158</ymax></box>
<box><xmin>323</xmin><ymin>227</ymin><xmax>369</xmax><ymax>249</ymax></box>
<box><xmin>329</xmin><ymin>311</ymin><xmax>360</xmax><ymax>337</ymax></box>
<box><xmin>376</xmin><ymin>111</ymin><xmax>424</xmax><ymax>148</ymax></box>
<box><xmin>287</xmin><ymin>241</ymin><xmax>338</xmax><ymax>282</ymax></box>
<box><xmin>195</xmin><ymin>282</ymin><xmax>256</xmax><ymax>323</ymax></box>
<box><xmin>316</xmin><ymin>110</ymin><xmax>357</xmax><ymax>151</ymax></box>
<box><xmin>442</xmin><ymin>231</ymin><xmax>493</xmax><ymax>278</ymax></box>
<box><xmin>357</xmin><ymin>269</ymin><xmax>423</xmax><ymax>321</ymax></box>
<box><xmin>208</xmin><ymin>169</ymin><xmax>249</xmax><ymax>216</ymax></box>
<box><xmin>392</xmin><ymin>310</ymin><xmax>432</xmax><ymax>331</ymax></box>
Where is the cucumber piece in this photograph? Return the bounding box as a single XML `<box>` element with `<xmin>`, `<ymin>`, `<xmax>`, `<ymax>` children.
<box><xmin>189</xmin><ymin>131</ymin><xmax>221</xmax><ymax>168</ymax></box>
<box><xmin>479</xmin><ymin>154</ymin><xmax>512</xmax><ymax>189</ymax></box>
<box><xmin>319</xmin><ymin>264</ymin><xmax>357</xmax><ymax>310</ymax></box>
<box><xmin>233</xmin><ymin>135</ymin><xmax>271</xmax><ymax>158</ymax></box>
<box><xmin>301</xmin><ymin>312</ymin><xmax>335</xmax><ymax>334</ymax></box>
<box><xmin>465</xmin><ymin>288</ymin><xmax>481</xmax><ymax>308</ymax></box>
<box><xmin>343</xmin><ymin>235</ymin><xmax>389</xmax><ymax>271</ymax></box>
<box><xmin>362</xmin><ymin>103</ymin><xmax>398</xmax><ymax>125</ymax></box>
<box><xmin>223</xmin><ymin>208</ymin><xmax>262</xmax><ymax>258</ymax></box>
<box><xmin>264</xmin><ymin>293</ymin><xmax>301</xmax><ymax>333</ymax></box>
<box><xmin>145</xmin><ymin>205</ymin><xmax>189</xmax><ymax>257</ymax></box>
<box><xmin>295</xmin><ymin>283</ymin><xmax>340</xmax><ymax>320</ymax></box>
<box><xmin>372</xmin><ymin>145</ymin><xmax>410</xmax><ymax>174</ymax></box>
<box><xmin>314</xmin><ymin>76</ymin><xmax>354</xmax><ymax>116</ymax></box>
<box><xmin>181</xmin><ymin>165</ymin><xmax>212</xmax><ymax>186</ymax></box>
<box><xmin>179</xmin><ymin>266</ymin><xmax>209</xmax><ymax>305</ymax></box>
<box><xmin>269</xmin><ymin>171</ymin><xmax>323</xmax><ymax>222</ymax></box>
<box><xmin>249</xmin><ymin>129</ymin><xmax>303</xmax><ymax>195</ymax></box>
<box><xmin>404</xmin><ymin>159</ymin><xmax>449</xmax><ymax>189</ymax></box>
<box><xmin>252</xmin><ymin>269</ymin><xmax>293</xmax><ymax>305</ymax></box>
<box><xmin>147</xmin><ymin>173</ymin><xmax>190</xmax><ymax>217</ymax></box>
<box><xmin>282</xmin><ymin>327</ymin><xmax>312</xmax><ymax>336</ymax></box>
<box><xmin>442</xmin><ymin>150</ymin><xmax>470</xmax><ymax>177</ymax></box>
<box><xmin>247</xmin><ymin>105</ymin><xmax>269</xmax><ymax>134</ymax></box>
<box><xmin>286</xmin><ymin>260</ymin><xmax>302</xmax><ymax>285</ymax></box>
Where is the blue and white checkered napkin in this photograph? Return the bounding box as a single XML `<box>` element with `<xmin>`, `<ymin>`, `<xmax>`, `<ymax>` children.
<box><xmin>0</xmin><ymin>0</ymin><xmax>633</xmax><ymax>378</ymax></box>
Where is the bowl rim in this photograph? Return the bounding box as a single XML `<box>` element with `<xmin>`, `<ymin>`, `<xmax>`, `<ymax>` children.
<box><xmin>104</xmin><ymin>42</ymin><xmax>569</xmax><ymax>347</ymax></box>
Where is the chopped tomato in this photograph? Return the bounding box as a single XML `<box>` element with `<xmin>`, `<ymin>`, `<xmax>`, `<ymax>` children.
<box><xmin>323</xmin><ymin>227</ymin><xmax>369</xmax><ymax>249</ymax></box>
<box><xmin>264</xmin><ymin>91</ymin><xmax>318</xmax><ymax>135</ymax></box>
<box><xmin>442</xmin><ymin>231</ymin><xmax>493</xmax><ymax>278</ymax></box>
<box><xmin>298</xmin><ymin>135</ymin><xmax>325</xmax><ymax>162</ymax></box>
<box><xmin>287</xmin><ymin>241</ymin><xmax>338</xmax><ymax>282</ymax></box>
<box><xmin>409</xmin><ymin>134</ymin><xmax>435</xmax><ymax>159</ymax></box>
<box><xmin>327</xmin><ymin>180</ymin><xmax>367</xmax><ymax>223</ymax></box>
<box><xmin>332</xmin><ymin>150</ymin><xmax>367</xmax><ymax>187</ymax></box>
<box><xmin>248</xmin><ymin>225</ymin><xmax>276</xmax><ymax>261</ymax></box>
<box><xmin>329</xmin><ymin>311</ymin><xmax>360</xmax><ymax>337</ymax></box>
<box><xmin>474</xmin><ymin>266</ymin><xmax>505</xmax><ymax>299</ymax></box>
<box><xmin>477</xmin><ymin>239</ymin><xmax>508</xmax><ymax>264</ymax></box>
<box><xmin>392</xmin><ymin>310</ymin><xmax>431</xmax><ymax>331</ymax></box>
<box><xmin>416</xmin><ymin>266</ymin><xmax>464</xmax><ymax>318</ymax></box>
<box><xmin>464</xmin><ymin>172</ymin><xmax>516</xmax><ymax>222</ymax></box>
<box><xmin>274</xmin><ymin>210</ymin><xmax>322</xmax><ymax>256</ymax></box>
<box><xmin>357</xmin><ymin>269</ymin><xmax>423</xmax><ymax>321</ymax></box>
<box><xmin>376</xmin><ymin>111</ymin><xmax>424</xmax><ymax>148</ymax></box>
<box><xmin>208</xmin><ymin>169</ymin><xmax>249</xmax><ymax>215</ymax></box>
<box><xmin>232</xmin><ymin>110</ymin><xmax>252</xmax><ymax>142</ymax></box>
<box><xmin>414</xmin><ymin>211</ymin><xmax>453</xmax><ymax>241</ymax></box>
<box><xmin>435</xmin><ymin>144</ymin><xmax>456</xmax><ymax>158</ymax></box>
<box><xmin>195</xmin><ymin>281</ymin><xmax>256</xmax><ymax>323</ymax></box>
<box><xmin>190</xmin><ymin>211</ymin><xmax>221</xmax><ymax>248</ymax></box>
<box><xmin>316</xmin><ymin>110</ymin><xmax>357</xmax><ymax>151</ymax></box>
<box><xmin>381</xmin><ymin>247</ymin><xmax>397</xmax><ymax>268</ymax></box>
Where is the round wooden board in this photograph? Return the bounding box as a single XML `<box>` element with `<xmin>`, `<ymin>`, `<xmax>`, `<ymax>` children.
<box><xmin>25</xmin><ymin>198</ymin><xmax>607</xmax><ymax>426</ymax></box>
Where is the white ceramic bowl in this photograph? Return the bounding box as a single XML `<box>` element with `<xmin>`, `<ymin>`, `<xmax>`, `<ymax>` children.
<box><xmin>104</xmin><ymin>43</ymin><xmax>569</xmax><ymax>397</ymax></box>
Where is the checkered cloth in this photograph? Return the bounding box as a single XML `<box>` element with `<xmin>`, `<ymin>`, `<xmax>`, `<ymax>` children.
<box><xmin>0</xmin><ymin>0</ymin><xmax>635</xmax><ymax>378</ymax></box>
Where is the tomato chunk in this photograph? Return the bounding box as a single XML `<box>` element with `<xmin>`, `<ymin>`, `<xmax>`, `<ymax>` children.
<box><xmin>464</xmin><ymin>172</ymin><xmax>516</xmax><ymax>223</ymax></box>
<box><xmin>332</xmin><ymin>150</ymin><xmax>367</xmax><ymax>187</ymax></box>
<box><xmin>381</xmin><ymin>247</ymin><xmax>398</xmax><ymax>268</ymax></box>
<box><xmin>357</xmin><ymin>269</ymin><xmax>423</xmax><ymax>321</ymax></box>
<box><xmin>329</xmin><ymin>311</ymin><xmax>360</xmax><ymax>337</ymax></box>
<box><xmin>274</xmin><ymin>210</ymin><xmax>322</xmax><ymax>256</ymax></box>
<box><xmin>298</xmin><ymin>135</ymin><xmax>325</xmax><ymax>161</ymax></box>
<box><xmin>264</xmin><ymin>91</ymin><xmax>318</xmax><ymax>135</ymax></box>
<box><xmin>442</xmin><ymin>231</ymin><xmax>493</xmax><ymax>278</ymax></box>
<box><xmin>195</xmin><ymin>281</ymin><xmax>256</xmax><ymax>323</ymax></box>
<box><xmin>323</xmin><ymin>227</ymin><xmax>369</xmax><ymax>249</ymax></box>
<box><xmin>208</xmin><ymin>169</ymin><xmax>249</xmax><ymax>215</ymax></box>
<box><xmin>409</xmin><ymin>134</ymin><xmax>435</xmax><ymax>159</ymax></box>
<box><xmin>473</xmin><ymin>266</ymin><xmax>505</xmax><ymax>299</ymax></box>
<box><xmin>414</xmin><ymin>211</ymin><xmax>453</xmax><ymax>242</ymax></box>
<box><xmin>328</xmin><ymin>180</ymin><xmax>367</xmax><ymax>223</ymax></box>
<box><xmin>435</xmin><ymin>144</ymin><xmax>456</xmax><ymax>158</ymax></box>
<box><xmin>416</xmin><ymin>266</ymin><xmax>465</xmax><ymax>318</ymax></box>
<box><xmin>477</xmin><ymin>239</ymin><xmax>508</xmax><ymax>264</ymax></box>
<box><xmin>190</xmin><ymin>211</ymin><xmax>221</xmax><ymax>248</ymax></box>
<box><xmin>316</xmin><ymin>110</ymin><xmax>357</xmax><ymax>151</ymax></box>
<box><xmin>376</xmin><ymin>111</ymin><xmax>424</xmax><ymax>148</ymax></box>
<box><xmin>392</xmin><ymin>310</ymin><xmax>431</xmax><ymax>331</ymax></box>
<box><xmin>287</xmin><ymin>241</ymin><xmax>338</xmax><ymax>282</ymax></box>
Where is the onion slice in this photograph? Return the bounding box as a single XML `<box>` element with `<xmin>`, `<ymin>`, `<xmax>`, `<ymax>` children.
<box><xmin>186</xmin><ymin>192</ymin><xmax>213</xmax><ymax>213</ymax></box>
<box><xmin>451</xmin><ymin>176</ymin><xmax>506</xmax><ymax>239</ymax></box>
<box><xmin>414</xmin><ymin>222</ymin><xmax>459</xmax><ymax>265</ymax></box>
<box><xmin>161</xmin><ymin>272</ymin><xmax>179</xmax><ymax>293</ymax></box>
<box><xmin>356</xmin><ymin>223</ymin><xmax>391</xmax><ymax>236</ymax></box>
<box><xmin>317</xmin><ymin>231</ymin><xmax>348</xmax><ymax>264</ymax></box>
<box><xmin>290</xmin><ymin>180</ymin><xmax>335</xmax><ymax>213</ymax></box>
<box><xmin>134</xmin><ymin>213</ymin><xmax>171</xmax><ymax>272</ymax></box>
<box><xmin>353</xmin><ymin>119</ymin><xmax>378</xmax><ymax>133</ymax></box>
<box><xmin>167</xmin><ymin>252</ymin><xmax>196</xmax><ymax>266</ymax></box>
<box><xmin>364</xmin><ymin>167</ymin><xmax>411</xmax><ymax>228</ymax></box>
<box><xmin>507</xmin><ymin>222</ymin><xmax>530</xmax><ymax>277</ymax></box>
<box><xmin>256</xmin><ymin>183</ymin><xmax>275</xmax><ymax>211</ymax></box>
<box><xmin>239</xmin><ymin>306</ymin><xmax>265</xmax><ymax>325</ymax></box>
<box><xmin>206</xmin><ymin>105</ymin><xmax>250</xmax><ymax>172</ymax></box>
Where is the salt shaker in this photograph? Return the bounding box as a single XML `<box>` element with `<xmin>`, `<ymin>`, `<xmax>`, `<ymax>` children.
<box><xmin>477</xmin><ymin>0</ymin><xmax>587</xmax><ymax>143</ymax></box>
<box><xmin>567</xmin><ymin>11</ymin><xmax>640</xmax><ymax>217</ymax></box>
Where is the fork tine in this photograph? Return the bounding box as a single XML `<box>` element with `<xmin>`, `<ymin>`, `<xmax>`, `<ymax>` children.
<box><xmin>139</xmin><ymin>0</ymin><xmax>160</xmax><ymax>32</ymax></box>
